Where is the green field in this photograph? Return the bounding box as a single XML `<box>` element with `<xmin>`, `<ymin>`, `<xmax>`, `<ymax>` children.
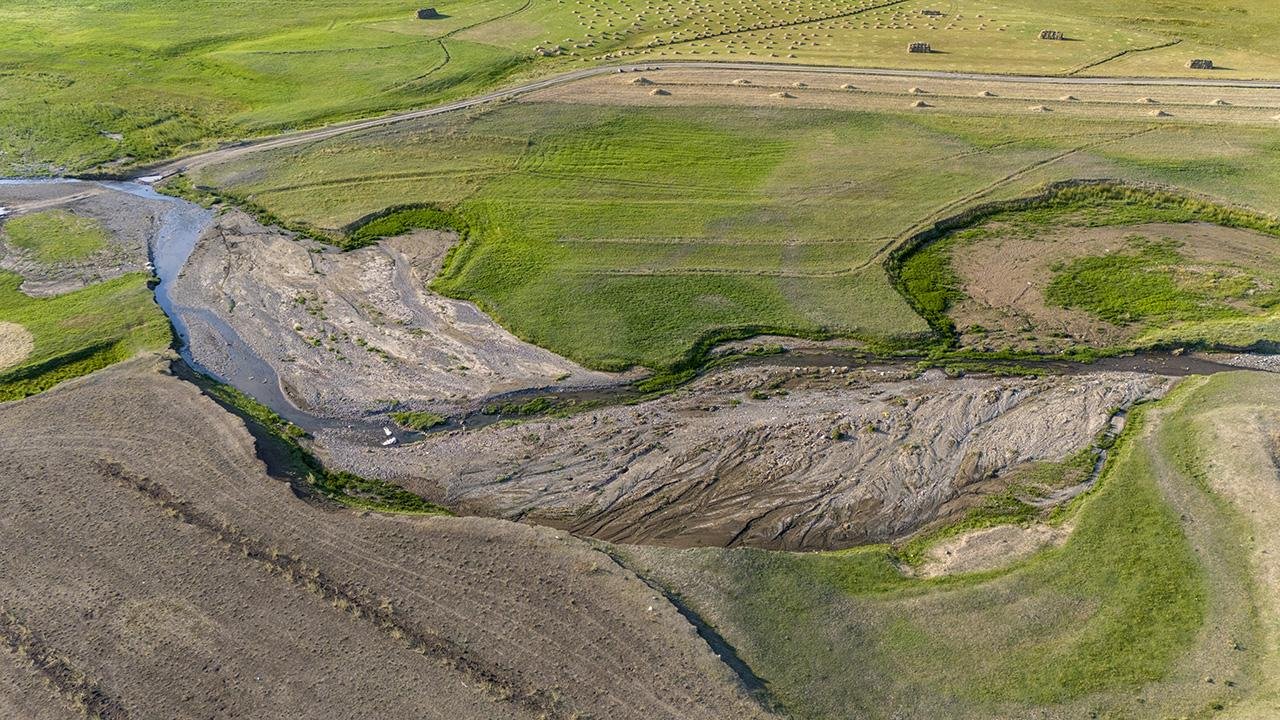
<box><xmin>192</xmin><ymin>101</ymin><xmax>1280</xmax><ymax>370</ymax></box>
<box><xmin>1</xmin><ymin>210</ymin><xmax>110</xmax><ymax>264</ymax></box>
<box><xmin>622</xmin><ymin>372</ymin><xmax>1272</xmax><ymax>719</ymax></box>
<box><xmin>0</xmin><ymin>272</ymin><xmax>172</xmax><ymax>401</ymax></box>
<box><xmin>6</xmin><ymin>0</ymin><xmax>1280</xmax><ymax>175</ymax></box>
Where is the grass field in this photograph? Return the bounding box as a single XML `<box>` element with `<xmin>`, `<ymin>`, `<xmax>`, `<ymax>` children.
<box><xmin>5</xmin><ymin>0</ymin><xmax>1280</xmax><ymax>175</ymax></box>
<box><xmin>1</xmin><ymin>210</ymin><xmax>110</xmax><ymax>264</ymax></box>
<box><xmin>622</xmin><ymin>372</ymin><xmax>1270</xmax><ymax>718</ymax></box>
<box><xmin>192</xmin><ymin>100</ymin><xmax>1280</xmax><ymax>370</ymax></box>
<box><xmin>0</xmin><ymin>272</ymin><xmax>171</xmax><ymax>401</ymax></box>
<box><xmin>898</xmin><ymin>186</ymin><xmax>1280</xmax><ymax>353</ymax></box>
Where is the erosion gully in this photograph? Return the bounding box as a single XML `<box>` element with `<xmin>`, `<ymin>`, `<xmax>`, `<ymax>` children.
<box><xmin>0</xmin><ymin>178</ymin><xmax>1254</xmax><ymax>449</ymax></box>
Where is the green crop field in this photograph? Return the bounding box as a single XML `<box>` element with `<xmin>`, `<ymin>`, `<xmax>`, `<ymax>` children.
<box><xmin>191</xmin><ymin>100</ymin><xmax>1280</xmax><ymax>370</ymax></box>
<box><xmin>0</xmin><ymin>272</ymin><xmax>172</xmax><ymax>401</ymax></box>
<box><xmin>622</xmin><ymin>372</ymin><xmax>1271</xmax><ymax>719</ymax></box>
<box><xmin>5</xmin><ymin>0</ymin><xmax>1280</xmax><ymax>175</ymax></box>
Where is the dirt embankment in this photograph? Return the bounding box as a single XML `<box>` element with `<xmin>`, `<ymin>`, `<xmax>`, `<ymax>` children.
<box><xmin>0</xmin><ymin>182</ymin><xmax>158</xmax><ymax>295</ymax></box>
<box><xmin>172</xmin><ymin>210</ymin><xmax>633</xmax><ymax>420</ymax></box>
<box><xmin>330</xmin><ymin>363</ymin><xmax>1170</xmax><ymax>550</ymax></box>
<box><xmin>0</xmin><ymin>358</ymin><xmax>769</xmax><ymax>720</ymax></box>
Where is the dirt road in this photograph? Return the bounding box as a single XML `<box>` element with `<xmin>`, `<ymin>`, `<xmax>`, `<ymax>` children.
<box><xmin>128</xmin><ymin>62</ymin><xmax>1280</xmax><ymax>181</ymax></box>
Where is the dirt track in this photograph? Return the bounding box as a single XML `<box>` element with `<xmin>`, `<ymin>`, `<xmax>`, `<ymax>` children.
<box><xmin>329</xmin><ymin>363</ymin><xmax>1169</xmax><ymax>550</ymax></box>
<box><xmin>172</xmin><ymin>210</ymin><xmax>631</xmax><ymax>420</ymax></box>
<box><xmin>0</xmin><ymin>358</ymin><xmax>769</xmax><ymax>719</ymax></box>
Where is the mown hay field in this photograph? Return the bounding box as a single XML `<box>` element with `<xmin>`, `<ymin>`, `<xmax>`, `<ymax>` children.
<box><xmin>193</xmin><ymin>99</ymin><xmax>1280</xmax><ymax>370</ymax></box>
<box><xmin>5</xmin><ymin>0</ymin><xmax>1280</xmax><ymax>174</ymax></box>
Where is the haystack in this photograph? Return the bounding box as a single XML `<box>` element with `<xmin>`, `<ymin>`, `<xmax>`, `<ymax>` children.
<box><xmin>1059</xmin><ymin>95</ymin><xmax>1079</xmax><ymax>101</ymax></box>
<box><xmin>840</xmin><ymin>83</ymin><xmax>857</xmax><ymax>90</ymax></box>
<box><xmin>631</xmin><ymin>76</ymin><xmax>654</xmax><ymax>85</ymax></box>
<box><xmin>911</xmin><ymin>99</ymin><xmax>931</xmax><ymax>108</ymax></box>
<box><xmin>1209</xmin><ymin>98</ymin><xmax>1230</xmax><ymax>106</ymax></box>
<box><xmin>977</xmin><ymin>90</ymin><xmax>995</xmax><ymax>97</ymax></box>
<box><xmin>650</xmin><ymin>88</ymin><xmax>670</xmax><ymax>96</ymax></box>
<box><xmin>733</xmin><ymin>78</ymin><xmax>752</xmax><ymax>85</ymax></box>
<box><xmin>1038</xmin><ymin>30</ymin><xmax>1063</xmax><ymax>40</ymax></box>
<box><xmin>908</xmin><ymin>87</ymin><xmax>926</xmax><ymax>94</ymax></box>
<box><xmin>1187</xmin><ymin>58</ymin><xmax>1214</xmax><ymax>70</ymax></box>
<box><xmin>1151</xmin><ymin>109</ymin><xmax>1170</xmax><ymax>117</ymax></box>
<box><xmin>908</xmin><ymin>42</ymin><xmax>932</xmax><ymax>53</ymax></box>
<box><xmin>1137</xmin><ymin>97</ymin><xmax>1158</xmax><ymax>104</ymax></box>
<box><xmin>773</xmin><ymin>91</ymin><xmax>795</xmax><ymax>98</ymax></box>
<box><xmin>1028</xmin><ymin>105</ymin><xmax>1051</xmax><ymax>112</ymax></box>
<box><xmin>417</xmin><ymin>7</ymin><xmax>442</xmax><ymax>19</ymax></box>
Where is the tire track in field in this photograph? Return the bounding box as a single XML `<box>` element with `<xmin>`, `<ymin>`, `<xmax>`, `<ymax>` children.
<box><xmin>1066</xmin><ymin>37</ymin><xmax>1184</xmax><ymax>76</ymax></box>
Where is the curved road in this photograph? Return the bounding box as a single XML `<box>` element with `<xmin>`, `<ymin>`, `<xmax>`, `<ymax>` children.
<box><xmin>134</xmin><ymin>60</ymin><xmax>1280</xmax><ymax>181</ymax></box>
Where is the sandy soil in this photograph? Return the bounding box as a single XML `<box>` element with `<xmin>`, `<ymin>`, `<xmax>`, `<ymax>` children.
<box><xmin>0</xmin><ymin>357</ymin><xmax>769</xmax><ymax>719</ymax></box>
<box><xmin>912</xmin><ymin>521</ymin><xmax>1073</xmax><ymax>578</ymax></box>
<box><xmin>172</xmin><ymin>210</ymin><xmax>634</xmax><ymax>419</ymax></box>
<box><xmin>948</xmin><ymin>221</ymin><xmax>1280</xmax><ymax>352</ymax></box>
<box><xmin>0</xmin><ymin>322</ymin><xmax>33</xmax><ymax>371</ymax></box>
<box><xmin>525</xmin><ymin>68</ymin><xmax>1280</xmax><ymax>126</ymax></box>
<box><xmin>328</xmin><ymin>363</ymin><xmax>1169</xmax><ymax>550</ymax></box>
<box><xmin>0</xmin><ymin>182</ymin><xmax>159</xmax><ymax>296</ymax></box>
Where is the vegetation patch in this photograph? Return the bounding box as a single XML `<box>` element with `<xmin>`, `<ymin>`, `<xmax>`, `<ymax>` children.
<box><xmin>2</xmin><ymin>210</ymin><xmax>109</xmax><ymax>263</ymax></box>
<box><xmin>895</xmin><ymin>184</ymin><xmax>1280</xmax><ymax>353</ymax></box>
<box><xmin>197</xmin><ymin>377</ymin><xmax>450</xmax><ymax>516</ymax></box>
<box><xmin>0</xmin><ymin>272</ymin><xmax>170</xmax><ymax>401</ymax></box>
<box><xmin>390</xmin><ymin>409</ymin><xmax>447</xmax><ymax>431</ymax></box>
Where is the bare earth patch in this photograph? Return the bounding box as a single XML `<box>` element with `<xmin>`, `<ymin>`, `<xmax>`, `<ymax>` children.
<box><xmin>949</xmin><ymin>221</ymin><xmax>1280</xmax><ymax>352</ymax></box>
<box><xmin>912</xmin><ymin>521</ymin><xmax>1073</xmax><ymax>578</ymax></box>
<box><xmin>0</xmin><ymin>322</ymin><xmax>33</xmax><ymax>371</ymax></box>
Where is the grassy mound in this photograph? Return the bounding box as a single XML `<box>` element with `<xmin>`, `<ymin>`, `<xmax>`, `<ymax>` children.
<box><xmin>2</xmin><ymin>210</ymin><xmax>109</xmax><ymax>263</ymax></box>
<box><xmin>0</xmin><ymin>272</ymin><xmax>170</xmax><ymax>401</ymax></box>
<box><xmin>896</xmin><ymin>185</ymin><xmax>1280</xmax><ymax>354</ymax></box>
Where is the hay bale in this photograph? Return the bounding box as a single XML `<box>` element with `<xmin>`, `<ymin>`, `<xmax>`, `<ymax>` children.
<box><xmin>1060</xmin><ymin>95</ymin><xmax>1079</xmax><ymax>101</ymax></box>
<box><xmin>1038</xmin><ymin>30</ymin><xmax>1063</xmax><ymax>40</ymax></box>
<box><xmin>1028</xmin><ymin>105</ymin><xmax>1051</xmax><ymax>112</ymax></box>
<box><xmin>631</xmin><ymin>76</ymin><xmax>654</xmax><ymax>85</ymax></box>
<box><xmin>1187</xmin><ymin>58</ymin><xmax>1214</xmax><ymax>70</ymax></box>
<box><xmin>911</xmin><ymin>99</ymin><xmax>931</xmax><ymax>108</ymax></box>
<box><xmin>977</xmin><ymin>90</ymin><xmax>995</xmax><ymax>97</ymax></box>
<box><xmin>907</xmin><ymin>42</ymin><xmax>932</xmax><ymax>53</ymax></box>
<box><xmin>840</xmin><ymin>83</ymin><xmax>857</xmax><ymax>90</ymax></box>
<box><xmin>1137</xmin><ymin>97</ymin><xmax>1158</xmax><ymax>104</ymax></box>
<box><xmin>908</xmin><ymin>87</ymin><xmax>926</xmax><ymax>94</ymax></box>
<box><xmin>733</xmin><ymin>78</ymin><xmax>752</xmax><ymax>85</ymax></box>
<box><xmin>416</xmin><ymin>7</ymin><xmax>442</xmax><ymax>19</ymax></box>
<box><xmin>792</xmin><ymin>81</ymin><xmax>807</xmax><ymax>88</ymax></box>
<box><xmin>1209</xmin><ymin>98</ymin><xmax>1230</xmax><ymax>106</ymax></box>
<box><xmin>1151</xmin><ymin>109</ymin><xmax>1171</xmax><ymax>117</ymax></box>
<box><xmin>773</xmin><ymin>91</ymin><xmax>795</xmax><ymax>98</ymax></box>
<box><xmin>649</xmin><ymin>88</ymin><xmax>670</xmax><ymax>96</ymax></box>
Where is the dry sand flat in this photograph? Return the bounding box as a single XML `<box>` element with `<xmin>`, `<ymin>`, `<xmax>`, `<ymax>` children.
<box><xmin>526</xmin><ymin>68</ymin><xmax>1280</xmax><ymax>125</ymax></box>
<box><xmin>0</xmin><ymin>182</ymin><xmax>159</xmax><ymax>296</ymax></box>
<box><xmin>172</xmin><ymin>210</ymin><xmax>632</xmax><ymax>419</ymax></box>
<box><xmin>331</xmin><ymin>364</ymin><xmax>1169</xmax><ymax>550</ymax></box>
<box><xmin>0</xmin><ymin>358</ymin><xmax>768</xmax><ymax>719</ymax></box>
<box><xmin>0</xmin><ymin>322</ymin><xmax>33</xmax><ymax>371</ymax></box>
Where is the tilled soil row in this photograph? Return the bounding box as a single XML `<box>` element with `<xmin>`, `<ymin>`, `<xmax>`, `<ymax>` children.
<box><xmin>0</xmin><ymin>609</ymin><xmax>127</xmax><ymax>720</ymax></box>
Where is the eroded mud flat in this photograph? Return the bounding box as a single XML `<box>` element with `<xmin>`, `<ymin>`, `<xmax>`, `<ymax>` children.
<box><xmin>0</xmin><ymin>180</ymin><xmax>160</xmax><ymax>295</ymax></box>
<box><xmin>330</xmin><ymin>363</ymin><xmax>1170</xmax><ymax>550</ymax></box>
<box><xmin>0</xmin><ymin>358</ymin><xmax>766</xmax><ymax>719</ymax></box>
<box><xmin>172</xmin><ymin>210</ymin><xmax>632</xmax><ymax>420</ymax></box>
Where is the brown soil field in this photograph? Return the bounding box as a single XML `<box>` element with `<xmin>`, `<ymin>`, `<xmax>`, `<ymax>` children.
<box><xmin>947</xmin><ymin>221</ymin><xmax>1280</xmax><ymax>352</ymax></box>
<box><xmin>0</xmin><ymin>357</ymin><xmax>769</xmax><ymax>719</ymax></box>
<box><xmin>173</xmin><ymin>210</ymin><xmax>634</xmax><ymax>420</ymax></box>
<box><xmin>328</xmin><ymin>363</ymin><xmax>1169</xmax><ymax>550</ymax></box>
<box><xmin>0</xmin><ymin>321</ymin><xmax>33</xmax><ymax>371</ymax></box>
<box><xmin>526</xmin><ymin>68</ymin><xmax>1280</xmax><ymax>126</ymax></box>
<box><xmin>0</xmin><ymin>182</ymin><xmax>158</xmax><ymax>296</ymax></box>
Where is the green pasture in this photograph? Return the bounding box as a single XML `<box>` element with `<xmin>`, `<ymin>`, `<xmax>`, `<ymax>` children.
<box><xmin>2</xmin><ymin>210</ymin><xmax>109</xmax><ymax>264</ymax></box>
<box><xmin>621</xmin><ymin>373</ymin><xmax>1266</xmax><ymax>719</ymax></box>
<box><xmin>194</xmin><ymin>102</ymin><xmax>1280</xmax><ymax>370</ymax></box>
<box><xmin>0</xmin><ymin>272</ymin><xmax>171</xmax><ymax>401</ymax></box>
